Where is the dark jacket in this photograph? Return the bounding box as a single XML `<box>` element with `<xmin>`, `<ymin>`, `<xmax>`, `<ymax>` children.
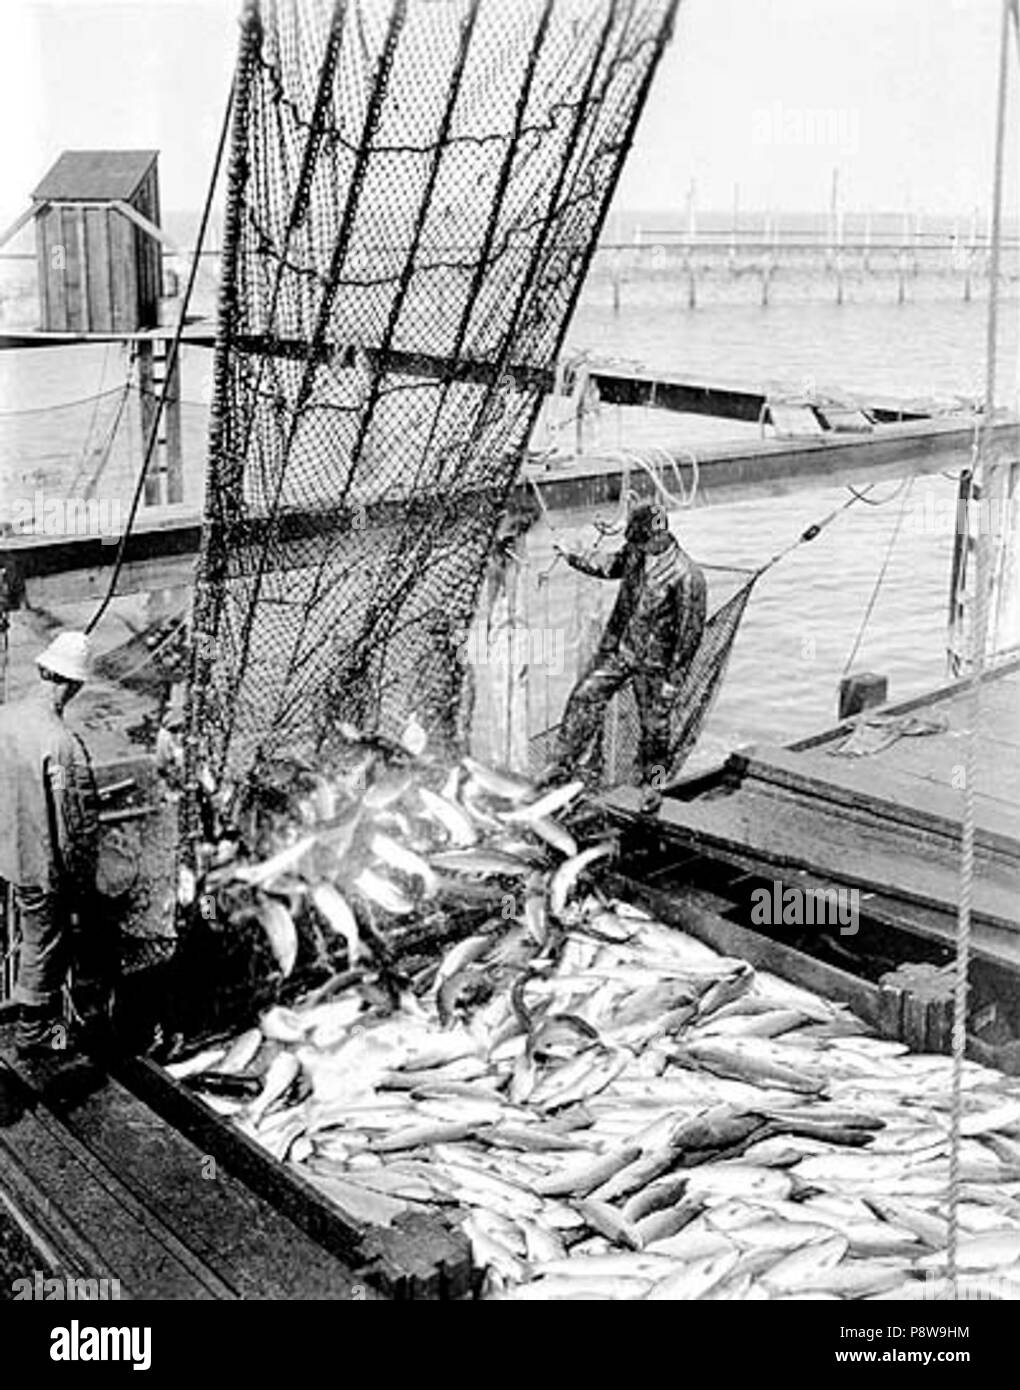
<box><xmin>568</xmin><ymin>533</ymin><xmax>707</xmax><ymax>675</ymax></box>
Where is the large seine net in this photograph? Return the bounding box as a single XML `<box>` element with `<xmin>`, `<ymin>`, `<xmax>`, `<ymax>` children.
<box><xmin>185</xmin><ymin>0</ymin><xmax>678</xmax><ymax>836</ymax></box>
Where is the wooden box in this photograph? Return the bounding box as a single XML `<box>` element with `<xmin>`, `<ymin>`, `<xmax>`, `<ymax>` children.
<box><xmin>32</xmin><ymin>150</ymin><xmax>162</xmax><ymax>334</ymax></box>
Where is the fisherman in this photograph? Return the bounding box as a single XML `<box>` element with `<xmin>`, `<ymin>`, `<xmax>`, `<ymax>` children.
<box><xmin>0</xmin><ymin>631</ymin><xmax>99</xmax><ymax>1059</ymax></box>
<box><xmin>543</xmin><ymin>501</ymin><xmax>706</xmax><ymax>795</ymax></box>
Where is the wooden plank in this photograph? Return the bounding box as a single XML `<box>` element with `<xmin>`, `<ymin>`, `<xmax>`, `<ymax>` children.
<box><xmin>605</xmin><ymin>873</ymin><xmax>1020</xmax><ymax>1069</ymax></box>
<box><xmin>61</xmin><ymin>206</ymin><xmax>84</xmax><ymax>333</ymax></box>
<box><xmin>605</xmin><ymin>871</ymin><xmax>886</xmax><ymax>1030</ymax></box>
<box><xmin>104</xmin><ymin>207</ymin><xmax>116</xmax><ymax>331</ymax></box>
<box><xmin>534</xmin><ymin>417</ymin><xmax>1013</xmax><ymax>511</ymax></box>
<box><xmin>789</xmin><ymin>660</ymin><xmax>1020</xmax><ymax>751</ymax></box>
<box><xmin>610</xmin><ymin>795</ymin><xmax>1020</xmax><ymax>974</ymax></box>
<box><xmin>735</xmin><ymin>744</ymin><xmax>1020</xmax><ymax>858</ymax></box>
<box><xmin>48</xmin><ymin>1062</ymin><xmax>373</xmax><ymax>1300</ymax></box>
<box><xmin>5</xmin><ymin>418</ymin><xmax>1020</xmax><ymax>604</ymax></box>
<box><xmin>44</xmin><ymin>210</ymin><xmax>68</xmax><ymax>332</ymax></box>
<box><xmin>872</xmin><ymin>734</ymin><xmax>1020</xmax><ymax>812</ymax></box>
<box><xmin>567</xmin><ymin>367</ymin><xmax>929</xmax><ymax>425</ymax></box>
<box><xmin>109</xmin><ymin>208</ymin><xmax>137</xmax><ymax>333</ymax></box>
<box><xmin>0</xmin><ymin>1054</ymin><xmax>233</xmax><ymax>1298</ymax></box>
<box><xmin>85</xmin><ymin>206</ymin><xmax>113</xmax><ymax>336</ymax></box>
<box><xmin>75</xmin><ymin>208</ymin><xmax>90</xmax><ymax>333</ymax></box>
<box><xmin>0</xmin><ymin>202</ymin><xmax>40</xmax><ymax>252</ymax></box>
<box><xmin>608</xmin><ymin>783</ymin><xmax>1020</xmax><ymax>931</ymax></box>
<box><xmin>112</xmin><ymin>197</ymin><xmax>178</xmax><ymax>252</ymax></box>
<box><xmin>117</xmin><ymin>1055</ymin><xmax>476</xmax><ymax>1300</ymax></box>
<box><xmin>137</xmin><ymin>341</ymin><xmax>161</xmax><ymax>505</ymax></box>
<box><xmin>34</xmin><ymin>208</ymin><xmax>50</xmax><ymax>330</ymax></box>
<box><xmin>163</xmin><ymin>346</ymin><xmax>184</xmax><ymax>503</ymax></box>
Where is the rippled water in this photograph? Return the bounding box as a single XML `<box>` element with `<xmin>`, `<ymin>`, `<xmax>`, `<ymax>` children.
<box><xmin>530</xmin><ymin>294</ymin><xmax>1019</xmax><ymax>765</ymax></box>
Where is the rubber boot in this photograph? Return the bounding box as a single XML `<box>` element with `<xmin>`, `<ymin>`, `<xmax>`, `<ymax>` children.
<box><xmin>15</xmin><ymin>1005</ymin><xmax>66</xmax><ymax>1061</ymax></box>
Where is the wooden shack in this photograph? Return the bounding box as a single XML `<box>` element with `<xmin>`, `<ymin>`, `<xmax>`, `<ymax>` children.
<box><xmin>31</xmin><ymin>150</ymin><xmax>162</xmax><ymax>333</ymax></box>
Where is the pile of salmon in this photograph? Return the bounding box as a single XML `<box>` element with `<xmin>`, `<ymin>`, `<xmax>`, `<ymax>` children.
<box><xmin>171</xmin><ymin>751</ymin><xmax>1020</xmax><ymax>1301</ymax></box>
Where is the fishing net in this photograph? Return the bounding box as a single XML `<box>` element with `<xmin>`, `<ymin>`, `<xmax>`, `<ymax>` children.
<box><xmin>604</xmin><ymin>571</ymin><xmax>759</xmax><ymax>784</ymax></box>
<box><xmin>185</xmin><ymin>0</ymin><xmax>678</xmax><ymax>855</ymax></box>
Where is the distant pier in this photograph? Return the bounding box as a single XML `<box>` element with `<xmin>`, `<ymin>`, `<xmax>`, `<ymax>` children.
<box><xmin>586</xmin><ymin>226</ymin><xmax>1020</xmax><ymax>309</ymax></box>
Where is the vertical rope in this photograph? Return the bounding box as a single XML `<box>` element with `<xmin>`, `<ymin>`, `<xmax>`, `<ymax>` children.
<box><xmin>842</xmin><ymin>476</ymin><xmax>915</xmax><ymax>676</ymax></box>
<box><xmin>85</xmin><ymin>74</ymin><xmax>236</xmax><ymax>637</ymax></box>
<box><xmin>946</xmin><ymin>0</ymin><xmax>1013</xmax><ymax>1291</ymax></box>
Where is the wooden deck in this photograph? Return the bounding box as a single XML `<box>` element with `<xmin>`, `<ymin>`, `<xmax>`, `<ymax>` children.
<box><xmin>606</xmin><ymin>657</ymin><xmax>1020</xmax><ymax>977</ymax></box>
<box><xmin>0</xmin><ymin>1038</ymin><xmax>376</xmax><ymax>1299</ymax></box>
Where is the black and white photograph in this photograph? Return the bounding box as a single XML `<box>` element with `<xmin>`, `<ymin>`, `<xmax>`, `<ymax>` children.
<box><xmin>0</xmin><ymin>0</ymin><xmax>1018</xmax><ymax>1351</ymax></box>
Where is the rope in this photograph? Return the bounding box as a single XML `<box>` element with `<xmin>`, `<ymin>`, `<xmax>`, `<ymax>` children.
<box><xmin>619</xmin><ymin>444</ymin><xmax>700</xmax><ymax>510</ymax></box>
<box><xmin>757</xmin><ymin>483</ymin><xmax>880</xmax><ymax>575</ymax></box>
<box><xmin>74</xmin><ymin>344</ymin><xmax>112</xmax><ymax>469</ymax></box>
<box><xmin>84</xmin><ymin>73</ymin><xmax>235</xmax><ymax>636</ymax></box>
<box><xmin>844</xmin><ymin>476</ymin><xmax>911</xmax><ymax>507</ymax></box>
<box><xmin>842</xmin><ymin>476</ymin><xmax>915</xmax><ymax>675</ymax></box>
<box><xmin>946</xmin><ymin>0</ymin><xmax>1013</xmax><ymax>1292</ymax></box>
<box><xmin>527</xmin><ymin>458</ymin><xmax>883</xmax><ymax>587</ymax></box>
<box><xmin>81</xmin><ymin>379</ymin><xmax>133</xmax><ymax>502</ymax></box>
<box><xmin>0</xmin><ymin>384</ymin><xmax>127</xmax><ymax>418</ymax></box>
<box><xmin>67</xmin><ymin>351</ymin><xmax>135</xmax><ymax>500</ymax></box>
<box><xmin>97</xmin><ymin>608</ymin><xmax>190</xmax><ymax>687</ymax></box>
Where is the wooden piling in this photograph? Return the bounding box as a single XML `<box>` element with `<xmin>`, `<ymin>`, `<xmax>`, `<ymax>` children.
<box><xmin>878</xmin><ymin>963</ymin><xmax>956</xmax><ymax>1053</ymax></box>
<box><xmin>137</xmin><ymin>341</ymin><xmax>161</xmax><ymax>506</ymax></box>
<box><xmin>162</xmin><ymin>341</ymin><xmax>183</xmax><ymax>504</ymax></box>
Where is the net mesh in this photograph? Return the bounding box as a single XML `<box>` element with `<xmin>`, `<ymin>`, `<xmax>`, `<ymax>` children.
<box><xmin>526</xmin><ymin>562</ymin><xmax>760</xmax><ymax>786</ymax></box>
<box><xmin>602</xmin><ymin>572</ymin><xmax>759</xmax><ymax>784</ymax></box>
<box><xmin>185</xmin><ymin>0</ymin><xmax>678</xmax><ymax>840</ymax></box>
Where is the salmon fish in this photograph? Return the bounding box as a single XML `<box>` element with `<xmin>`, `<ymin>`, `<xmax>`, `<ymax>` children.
<box><xmin>646</xmin><ymin>1249</ymin><xmax>741</xmax><ymax>1301</ymax></box>
<box><xmin>549</xmin><ymin>844</ymin><xmax>615</xmax><ymax>919</ymax></box>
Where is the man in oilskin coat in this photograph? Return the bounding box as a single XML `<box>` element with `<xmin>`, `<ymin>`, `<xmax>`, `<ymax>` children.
<box><xmin>544</xmin><ymin>501</ymin><xmax>706</xmax><ymax>793</ymax></box>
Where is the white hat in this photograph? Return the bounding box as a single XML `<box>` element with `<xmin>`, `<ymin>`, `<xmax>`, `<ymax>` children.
<box><xmin>36</xmin><ymin>630</ymin><xmax>91</xmax><ymax>684</ymax></box>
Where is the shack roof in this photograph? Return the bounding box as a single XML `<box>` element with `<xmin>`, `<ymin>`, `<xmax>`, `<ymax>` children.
<box><xmin>32</xmin><ymin>150</ymin><xmax>158</xmax><ymax>203</ymax></box>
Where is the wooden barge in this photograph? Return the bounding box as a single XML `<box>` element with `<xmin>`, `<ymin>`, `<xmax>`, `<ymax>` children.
<box><xmin>1</xmin><ymin>659</ymin><xmax>1017</xmax><ymax>1300</ymax></box>
<box><xmin>604</xmin><ymin>658</ymin><xmax>1020</xmax><ymax>1059</ymax></box>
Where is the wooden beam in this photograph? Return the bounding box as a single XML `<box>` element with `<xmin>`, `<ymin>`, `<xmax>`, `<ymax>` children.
<box><xmin>111</xmin><ymin>199</ymin><xmax>179</xmax><ymax>253</ymax></box>
<box><xmin>605</xmin><ymin>780</ymin><xmax>1020</xmax><ymax>940</ymax></box>
<box><xmin>4</xmin><ymin>414</ymin><xmax>1018</xmax><ymax>606</ymax></box>
<box><xmin>0</xmin><ymin>322</ymin><xmax>935</xmax><ymax>426</ymax></box>
<box><xmin>0</xmin><ymin>203</ymin><xmax>43</xmax><ymax>252</ymax></box>
<box><xmin>585</xmin><ymin>367</ymin><xmax>930</xmax><ymax>425</ymax></box>
<box><xmin>0</xmin><ymin>322</ymin><xmax>217</xmax><ymax>349</ymax></box>
<box><xmin>118</xmin><ymin>1055</ymin><xmax>476</xmax><ymax>1300</ymax></box>
<box><xmin>732</xmin><ymin>743</ymin><xmax>1020</xmax><ymax>860</ymax></box>
<box><xmin>605</xmin><ymin>871</ymin><xmax>887</xmax><ymax>1031</ymax></box>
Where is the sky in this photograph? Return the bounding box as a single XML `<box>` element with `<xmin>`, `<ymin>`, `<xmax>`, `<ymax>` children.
<box><xmin>0</xmin><ymin>0</ymin><xmax>1016</xmax><ymax>231</ymax></box>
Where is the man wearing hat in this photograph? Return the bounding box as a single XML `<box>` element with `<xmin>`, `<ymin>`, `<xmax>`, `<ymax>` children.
<box><xmin>545</xmin><ymin>501</ymin><xmax>706</xmax><ymax>791</ymax></box>
<box><xmin>0</xmin><ymin>631</ymin><xmax>98</xmax><ymax>1058</ymax></box>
